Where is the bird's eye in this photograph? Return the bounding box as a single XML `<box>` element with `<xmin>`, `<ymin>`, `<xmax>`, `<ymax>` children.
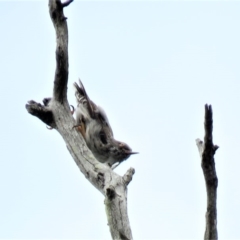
<box><xmin>99</xmin><ymin>131</ymin><xmax>107</xmax><ymax>144</ymax></box>
<box><xmin>81</xmin><ymin>116</ymin><xmax>85</xmax><ymax>124</ymax></box>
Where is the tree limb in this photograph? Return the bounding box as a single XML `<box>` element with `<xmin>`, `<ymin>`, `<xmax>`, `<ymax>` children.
<box><xmin>196</xmin><ymin>104</ymin><xmax>219</xmax><ymax>240</ymax></box>
<box><xmin>123</xmin><ymin>168</ymin><xmax>135</xmax><ymax>186</ymax></box>
<box><xmin>26</xmin><ymin>100</ymin><xmax>55</xmax><ymax>128</ymax></box>
<box><xmin>49</xmin><ymin>0</ymin><xmax>70</xmax><ymax>103</ymax></box>
<box><xmin>62</xmin><ymin>0</ymin><xmax>74</xmax><ymax>8</ymax></box>
<box><xmin>25</xmin><ymin>1</ymin><xmax>134</xmax><ymax>239</ymax></box>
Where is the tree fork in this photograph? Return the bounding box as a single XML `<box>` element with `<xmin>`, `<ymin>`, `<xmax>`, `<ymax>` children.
<box><xmin>25</xmin><ymin>1</ymin><xmax>134</xmax><ymax>239</ymax></box>
<box><xmin>196</xmin><ymin>104</ymin><xmax>219</xmax><ymax>240</ymax></box>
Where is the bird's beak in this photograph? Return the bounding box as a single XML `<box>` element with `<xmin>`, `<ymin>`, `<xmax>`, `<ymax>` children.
<box><xmin>127</xmin><ymin>151</ymin><xmax>139</xmax><ymax>155</ymax></box>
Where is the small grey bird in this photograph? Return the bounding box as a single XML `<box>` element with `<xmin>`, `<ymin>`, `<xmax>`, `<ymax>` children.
<box><xmin>73</xmin><ymin>80</ymin><xmax>137</xmax><ymax>168</ymax></box>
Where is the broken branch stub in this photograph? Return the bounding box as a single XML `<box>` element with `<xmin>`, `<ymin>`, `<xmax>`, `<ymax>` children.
<box><xmin>196</xmin><ymin>104</ymin><xmax>219</xmax><ymax>240</ymax></box>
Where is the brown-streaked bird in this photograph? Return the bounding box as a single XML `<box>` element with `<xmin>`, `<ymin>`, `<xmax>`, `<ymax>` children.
<box><xmin>73</xmin><ymin>80</ymin><xmax>137</xmax><ymax>168</ymax></box>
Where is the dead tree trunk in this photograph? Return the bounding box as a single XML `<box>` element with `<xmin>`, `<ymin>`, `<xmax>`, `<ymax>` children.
<box><xmin>25</xmin><ymin>1</ymin><xmax>134</xmax><ymax>239</ymax></box>
<box><xmin>196</xmin><ymin>104</ymin><xmax>219</xmax><ymax>240</ymax></box>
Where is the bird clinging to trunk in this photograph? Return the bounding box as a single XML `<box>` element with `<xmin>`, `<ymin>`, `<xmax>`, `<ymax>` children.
<box><xmin>73</xmin><ymin>80</ymin><xmax>137</xmax><ymax>168</ymax></box>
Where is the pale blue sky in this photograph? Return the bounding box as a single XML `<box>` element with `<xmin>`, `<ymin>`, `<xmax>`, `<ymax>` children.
<box><xmin>0</xmin><ymin>1</ymin><xmax>240</xmax><ymax>239</ymax></box>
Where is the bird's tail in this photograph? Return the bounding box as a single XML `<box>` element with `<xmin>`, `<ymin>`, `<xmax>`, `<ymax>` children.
<box><xmin>73</xmin><ymin>80</ymin><xmax>85</xmax><ymax>104</ymax></box>
<box><xmin>73</xmin><ymin>79</ymin><xmax>95</xmax><ymax>118</ymax></box>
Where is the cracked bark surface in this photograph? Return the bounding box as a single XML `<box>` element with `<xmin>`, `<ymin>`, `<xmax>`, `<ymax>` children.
<box><xmin>196</xmin><ymin>104</ymin><xmax>219</xmax><ymax>240</ymax></box>
<box><xmin>25</xmin><ymin>1</ymin><xmax>134</xmax><ymax>239</ymax></box>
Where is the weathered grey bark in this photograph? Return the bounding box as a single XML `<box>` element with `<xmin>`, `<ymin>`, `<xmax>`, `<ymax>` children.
<box><xmin>25</xmin><ymin>1</ymin><xmax>134</xmax><ymax>239</ymax></box>
<box><xmin>196</xmin><ymin>104</ymin><xmax>219</xmax><ymax>240</ymax></box>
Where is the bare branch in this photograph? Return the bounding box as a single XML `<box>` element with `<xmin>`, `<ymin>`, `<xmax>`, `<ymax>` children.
<box><xmin>49</xmin><ymin>0</ymin><xmax>69</xmax><ymax>103</ymax></box>
<box><xmin>196</xmin><ymin>138</ymin><xmax>204</xmax><ymax>158</ymax></box>
<box><xmin>105</xmin><ymin>177</ymin><xmax>133</xmax><ymax>240</ymax></box>
<box><xmin>196</xmin><ymin>104</ymin><xmax>219</xmax><ymax>240</ymax></box>
<box><xmin>62</xmin><ymin>0</ymin><xmax>74</xmax><ymax>8</ymax></box>
<box><xmin>123</xmin><ymin>168</ymin><xmax>135</xmax><ymax>186</ymax></box>
<box><xmin>25</xmin><ymin>100</ymin><xmax>55</xmax><ymax>128</ymax></box>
